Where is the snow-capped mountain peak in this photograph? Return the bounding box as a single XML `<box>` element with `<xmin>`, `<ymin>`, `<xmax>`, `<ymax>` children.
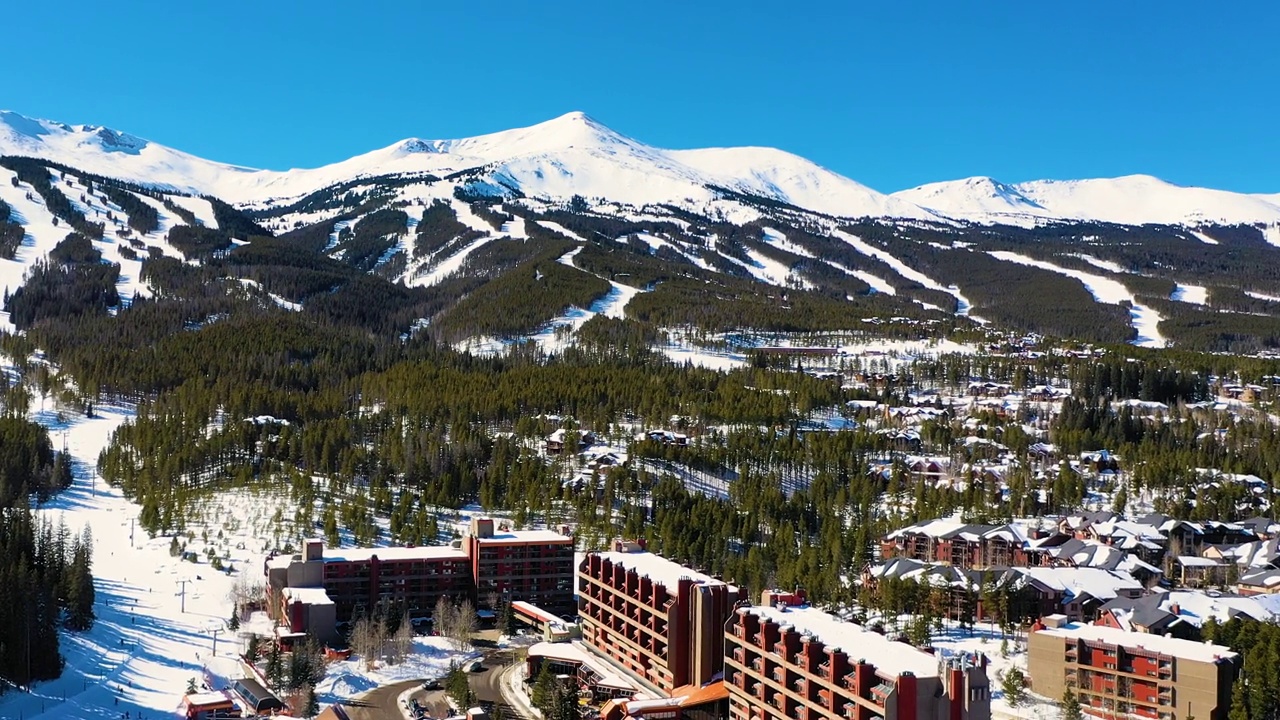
<box><xmin>892</xmin><ymin>173</ymin><xmax>1280</xmax><ymax>228</ymax></box>
<box><xmin>1</xmin><ymin>108</ymin><xmax>1277</xmax><ymax>229</ymax></box>
<box><xmin>893</xmin><ymin>176</ymin><xmax>1049</xmax><ymax>220</ymax></box>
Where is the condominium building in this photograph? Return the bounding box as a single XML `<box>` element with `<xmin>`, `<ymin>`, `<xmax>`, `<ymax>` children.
<box><xmin>724</xmin><ymin>595</ymin><xmax>991</xmax><ymax>720</ymax></box>
<box><xmin>267</xmin><ymin>539</ymin><xmax>472</xmax><ymax>640</ymax></box>
<box><xmin>1028</xmin><ymin>615</ymin><xmax>1238</xmax><ymax>720</ymax></box>
<box><xmin>578</xmin><ymin>542</ymin><xmax>741</xmax><ymax>695</ymax></box>
<box><xmin>265</xmin><ymin>520</ymin><xmax>575</xmax><ymax>643</ymax></box>
<box><xmin>467</xmin><ymin>517</ymin><xmax>576</xmax><ymax>615</ymax></box>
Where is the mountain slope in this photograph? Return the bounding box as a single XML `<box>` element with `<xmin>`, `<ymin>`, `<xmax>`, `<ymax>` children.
<box><xmin>6</xmin><ymin>109</ymin><xmax>1280</xmax><ymax>230</ymax></box>
<box><xmin>0</xmin><ymin>110</ymin><xmax>936</xmax><ymax>220</ymax></box>
<box><xmin>894</xmin><ymin>174</ymin><xmax>1280</xmax><ymax>227</ymax></box>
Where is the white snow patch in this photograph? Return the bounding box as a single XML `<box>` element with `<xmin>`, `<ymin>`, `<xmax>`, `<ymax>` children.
<box><xmin>1245</xmin><ymin>290</ymin><xmax>1280</xmax><ymax>303</ymax></box>
<box><xmin>1261</xmin><ymin>223</ymin><xmax>1280</xmax><ymax>248</ymax></box>
<box><xmin>1171</xmin><ymin>283</ymin><xmax>1208</xmax><ymax>305</ymax></box>
<box><xmin>166</xmin><ymin>196</ymin><xmax>219</xmax><ymax>229</ymax></box>
<box><xmin>1071</xmin><ymin>254</ymin><xmax>1129</xmax><ymax>274</ymax></box>
<box><xmin>1189</xmin><ymin>229</ymin><xmax>1220</xmax><ymax>245</ymax></box>
<box><xmin>237</xmin><ymin>278</ymin><xmax>303</xmax><ymax>311</ymax></box>
<box><xmin>413</xmin><ymin>236</ymin><xmax>493</xmax><ymax>287</ymax></box>
<box><xmin>761</xmin><ymin>227</ymin><xmax>814</xmax><ymax>258</ymax></box>
<box><xmin>536</xmin><ymin>220</ymin><xmax>588</xmax><ymax>242</ymax></box>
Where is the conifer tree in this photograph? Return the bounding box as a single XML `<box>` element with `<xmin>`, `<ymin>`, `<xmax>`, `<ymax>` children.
<box><xmin>265</xmin><ymin>641</ymin><xmax>285</xmax><ymax>693</ymax></box>
<box><xmin>1061</xmin><ymin>689</ymin><xmax>1083</xmax><ymax>720</ymax></box>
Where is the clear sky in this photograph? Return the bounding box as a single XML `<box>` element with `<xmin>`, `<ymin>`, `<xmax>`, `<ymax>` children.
<box><xmin>5</xmin><ymin>1</ymin><xmax>1277</xmax><ymax>193</ymax></box>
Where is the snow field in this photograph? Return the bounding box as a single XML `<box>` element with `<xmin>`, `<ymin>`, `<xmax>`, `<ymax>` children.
<box><xmin>0</xmin><ymin>357</ymin><xmax>486</xmax><ymax>720</ymax></box>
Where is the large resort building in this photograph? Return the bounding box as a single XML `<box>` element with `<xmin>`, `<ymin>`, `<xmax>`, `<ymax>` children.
<box><xmin>1028</xmin><ymin>615</ymin><xmax>1238</xmax><ymax>720</ymax></box>
<box><xmin>724</xmin><ymin>592</ymin><xmax>991</xmax><ymax>720</ymax></box>
<box><xmin>468</xmin><ymin>517</ymin><xmax>577</xmax><ymax>615</ymax></box>
<box><xmin>577</xmin><ymin>541</ymin><xmax>741</xmax><ymax>696</ymax></box>
<box><xmin>265</xmin><ymin>518</ymin><xmax>574</xmax><ymax>643</ymax></box>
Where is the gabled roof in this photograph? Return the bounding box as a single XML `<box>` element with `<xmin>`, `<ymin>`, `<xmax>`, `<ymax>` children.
<box><xmin>1015</xmin><ymin>566</ymin><xmax>1143</xmax><ymax>604</ymax></box>
<box><xmin>1239</xmin><ymin>567</ymin><xmax>1280</xmax><ymax>589</ymax></box>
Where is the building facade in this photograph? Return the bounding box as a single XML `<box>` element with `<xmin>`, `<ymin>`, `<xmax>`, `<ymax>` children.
<box><xmin>723</xmin><ymin>600</ymin><xmax>991</xmax><ymax>720</ymax></box>
<box><xmin>265</xmin><ymin>521</ymin><xmax>575</xmax><ymax>643</ymax></box>
<box><xmin>1028</xmin><ymin>615</ymin><xmax>1238</xmax><ymax>720</ymax></box>
<box><xmin>578</xmin><ymin>542</ymin><xmax>740</xmax><ymax>695</ymax></box>
<box><xmin>467</xmin><ymin>517</ymin><xmax>576</xmax><ymax>615</ymax></box>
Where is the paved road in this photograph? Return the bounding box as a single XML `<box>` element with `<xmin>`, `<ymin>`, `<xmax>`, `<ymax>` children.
<box><xmin>343</xmin><ymin>678</ymin><xmax>449</xmax><ymax>720</ymax></box>
<box><xmin>342</xmin><ymin>649</ymin><xmax>528</xmax><ymax>720</ymax></box>
<box><xmin>472</xmin><ymin>649</ymin><xmax>534</xmax><ymax>720</ymax></box>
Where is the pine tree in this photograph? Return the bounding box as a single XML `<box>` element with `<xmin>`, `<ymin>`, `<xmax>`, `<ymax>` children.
<box><xmin>1228</xmin><ymin>676</ymin><xmax>1249</xmax><ymax>720</ymax></box>
<box><xmin>446</xmin><ymin>660</ymin><xmax>474</xmax><ymax>711</ymax></box>
<box><xmin>1001</xmin><ymin>668</ymin><xmax>1025</xmax><ymax>708</ymax></box>
<box><xmin>531</xmin><ymin>662</ymin><xmax>555</xmax><ymax>711</ymax></box>
<box><xmin>1061</xmin><ymin>688</ymin><xmax>1084</xmax><ymax>720</ymax></box>
<box><xmin>228</xmin><ymin>605</ymin><xmax>240</xmax><ymax>631</ymax></box>
<box><xmin>265</xmin><ymin>640</ymin><xmax>285</xmax><ymax>693</ymax></box>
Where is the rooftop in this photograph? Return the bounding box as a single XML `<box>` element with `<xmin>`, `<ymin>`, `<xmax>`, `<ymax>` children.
<box><xmin>529</xmin><ymin>641</ymin><xmax>641</xmax><ymax>691</ymax></box>
<box><xmin>1035</xmin><ymin>621</ymin><xmax>1238</xmax><ymax>663</ymax></box>
<box><xmin>283</xmin><ymin>586</ymin><xmax>334</xmax><ymax>605</ymax></box>
<box><xmin>591</xmin><ymin>551</ymin><xmax>735</xmax><ymax>591</ymax></box>
<box><xmin>184</xmin><ymin>690</ymin><xmax>234</xmax><ymax>707</ymax></box>
<box><xmin>740</xmin><ymin>605</ymin><xmax>941</xmax><ymax>678</ymax></box>
<box><xmin>322</xmin><ymin>545</ymin><xmax>469</xmax><ymax>563</ymax></box>
<box><xmin>473</xmin><ymin>528</ymin><xmax>573</xmax><ymax>544</ymax></box>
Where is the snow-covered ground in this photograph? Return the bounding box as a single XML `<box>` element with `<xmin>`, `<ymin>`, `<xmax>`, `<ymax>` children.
<box><xmin>930</xmin><ymin>624</ymin><xmax>1061</xmax><ymax>720</ymax></box>
<box><xmin>314</xmin><ymin>636</ymin><xmax>480</xmax><ymax>709</ymax></box>
<box><xmin>1070</xmin><ymin>253</ymin><xmax>1129</xmax><ymax>274</ymax></box>
<box><xmin>988</xmin><ymin>251</ymin><xmax>1165</xmax><ymax>348</ymax></box>
<box><xmin>0</xmin><ymin>365</ymin><xmax>477</xmax><ymax>720</ymax></box>
<box><xmin>1172</xmin><ymin>283</ymin><xmax>1208</xmax><ymax>305</ymax></box>
<box><xmin>1246</xmin><ymin>289</ymin><xmax>1280</xmax><ymax>303</ymax></box>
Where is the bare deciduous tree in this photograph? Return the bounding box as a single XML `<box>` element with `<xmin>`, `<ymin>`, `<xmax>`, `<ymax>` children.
<box><xmin>451</xmin><ymin>599</ymin><xmax>477</xmax><ymax>650</ymax></box>
<box><xmin>350</xmin><ymin>614</ymin><xmax>387</xmax><ymax>670</ymax></box>
<box><xmin>390</xmin><ymin>610</ymin><xmax>414</xmax><ymax>664</ymax></box>
<box><xmin>433</xmin><ymin>596</ymin><xmax>455</xmax><ymax>647</ymax></box>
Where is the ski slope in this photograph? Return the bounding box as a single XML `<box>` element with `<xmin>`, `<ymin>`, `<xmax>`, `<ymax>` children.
<box><xmin>989</xmin><ymin>251</ymin><xmax>1166</xmax><ymax>348</ymax></box>
<box><xmin>832</xmin><ymin>230</ymin><xmax>974</xmax><ymax>315</ymax></box>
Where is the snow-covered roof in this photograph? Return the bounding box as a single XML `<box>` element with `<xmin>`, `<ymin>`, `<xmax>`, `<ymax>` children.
<box><xmin>885</xmin><ymin>518</ymin><xmax>968</xmax><ymax>540</ymax></box>
<box><xmin>473</xmin><ymin>529</ymin><xmax>573</xmax><ymax>544</ymax></box>
<box><xmin>185</xmin><ymin>691</ymin><xmax>234</xmax><ymax>707</ymax></box>
<box><xmin>1015</xmin><ymin>567</ymin><xmax>1143</xmax><ymax>603</ymax></box>
<box><xmin>593</xmin><ymin>551</ymin><xmax>734</xmax><ymax>591</ymax></box>
<box><xmin>1034</xmin><ymin>622</ymin><xmax>1237</xmax><ymax>664</ymax></box>
<box><xmin>1176</xmin><ymin>556</ymin><xmax>1222</xmax><ymax>568</ymax></box>
<box><xmin>283</xmin><ymin>586</ymin><xmax>333</xmax><ymax>605</ymax></box>
<box><xmin>741</xmin><ymin>605</ymin><xmax>940</xmax><ymax>678</ymax></box>
<box><xmin>322</xmin><ymin>545</ymin><xmax>469</xmax><ymax>563</ymax></box>
<box><xmin>528</xmin><ymin>641</ymin><xmax>640</xmax><ymax>692</ymax></box>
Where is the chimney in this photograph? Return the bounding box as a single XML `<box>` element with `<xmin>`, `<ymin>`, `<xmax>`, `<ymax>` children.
<box><xmin>471</xmin><ymin>517</ymin><xmax>495</xmax><ymax>539</ymax></box>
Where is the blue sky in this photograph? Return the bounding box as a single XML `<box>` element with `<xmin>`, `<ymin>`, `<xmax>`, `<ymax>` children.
<box><xmin>6</xmin><ymin>1</ymin><xmax>1277</xmax><ymax>192</ymax></box>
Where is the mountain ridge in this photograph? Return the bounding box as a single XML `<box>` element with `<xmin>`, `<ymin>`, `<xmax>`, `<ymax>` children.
<box><xmin>3</xmin><ymin>109</ymin><xmax>1279</xmax><ymax>229</ymax></box>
